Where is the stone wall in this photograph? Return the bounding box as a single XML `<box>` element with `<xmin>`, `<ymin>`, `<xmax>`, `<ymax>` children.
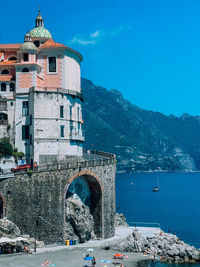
<box><xmin>0</xmin><ymin>157</ymin><xmax>116</xmax><ymax>244</ymax></box>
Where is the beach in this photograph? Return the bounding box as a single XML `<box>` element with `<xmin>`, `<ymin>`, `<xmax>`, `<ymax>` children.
<box><xmin>0</xmin><ymin>246</ymin><xmax>149</xmax><ymax>267</ymax></box>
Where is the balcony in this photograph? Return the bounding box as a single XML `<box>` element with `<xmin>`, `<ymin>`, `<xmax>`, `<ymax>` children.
<box><xmin>69</xmin><ymin>133</ymin><xmax>84</xmax><ymax>142</ymax></box>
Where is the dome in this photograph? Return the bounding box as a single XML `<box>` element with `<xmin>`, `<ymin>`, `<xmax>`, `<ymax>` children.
<box><xmin>20</xmin><ymin>42</ymin><xmax>38</xmax><ymax>52</ymax></box>
<box><xmin>30</xmin><ymin>26</ymin><xmax>52</xmax><ymax>39</ymax></box>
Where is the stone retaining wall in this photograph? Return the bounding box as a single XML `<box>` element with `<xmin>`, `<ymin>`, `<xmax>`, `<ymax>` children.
<box><xmin>0</xmin><ymin>159</ymin><xmax>116</xmax><ymax>244</ymax></box>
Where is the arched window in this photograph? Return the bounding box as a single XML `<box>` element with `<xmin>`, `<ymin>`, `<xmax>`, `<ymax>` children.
<box><xmin>10</xmin><ymin>83</ymin><xmax>15</xmax><ymax>92</ymax></box>
<box><xmin>1</xmin><ymin>69</ymin><xmax>9</xmax><ymax>75</ymax></box>
<box><xmin>8</xmin><ymin>56</ymin><xmax>17</xmax><ymax>61</ymax></box>
<box><xmin>34</xmin><ymin>41</ymin><xmax>40</xmax><ymax>47</ymax></box>
<box><xmin>22</xmin><ymin>68</ymin><xmax>29</xmax><ymax>73</ymax></box>
<box><xmin>1</xmin><ymin>83</ymin><xmax>6</xmax><ymax>91</ymax></box>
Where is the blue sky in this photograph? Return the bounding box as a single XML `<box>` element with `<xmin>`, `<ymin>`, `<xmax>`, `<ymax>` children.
<box><xmin>1</xmin><ymin>0</ymin><xmax>200</xmax><ymax>116</ymax></box>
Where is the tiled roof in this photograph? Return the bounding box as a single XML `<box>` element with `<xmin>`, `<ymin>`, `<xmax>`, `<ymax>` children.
<box><xmin>30</xmin><ymin>26</ymin><xmax>52</xmax><ymax>39</ymax></box>
<box><xmin>0</xmin><ymin>75</ymin><xmax>13</xmax><ymax>81</ymax></box>
<box><xmin>0</xmin><ymin>60</ymin><xmax>17</xmax><ymax>65</ymax></box>
<box><xmin>39</xmin><ymin>39</ymin><xmax>66</xmax><ymax>49</ymax></box>
<box><xmin>0</xmin><ymin>44</ymin><xmax>22</xmax><ymax>50</ymax></box>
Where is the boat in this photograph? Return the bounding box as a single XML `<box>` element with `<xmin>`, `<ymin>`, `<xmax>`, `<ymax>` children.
<box><xmin>152</xmin><ymin>174</ymin><xmax>160</xmax><ymax>192</ymax></box>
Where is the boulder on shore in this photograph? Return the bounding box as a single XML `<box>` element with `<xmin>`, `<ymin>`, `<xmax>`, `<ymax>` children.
<box><xmin>65</xmin><ymin>195</ymin><xmax>96</xmax><ymax>243</ymax></box>
<box><xmin>109</xmin><ymin>227</ymin><xmax>200</xmax><ymax>263</ymax></box>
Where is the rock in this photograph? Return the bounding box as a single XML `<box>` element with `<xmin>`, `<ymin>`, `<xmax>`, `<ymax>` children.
<box><xmin>115</xmin><ymin>213</ymin><xmax>128</xmax><ymax>227</ymax></box>
<box><xmin>0</xmin><ymin>219</ymin><xmax>20</xmax><ymax>238</ymax></box>
<box><xmin>65</xmin><ymin>196</ymin><xmax>96</xmax><ymax>243</ymax></box>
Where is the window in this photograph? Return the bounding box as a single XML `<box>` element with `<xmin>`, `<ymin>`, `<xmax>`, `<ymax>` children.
<box><xmin>70</xmin><ymin>106</ymin><xmax>72</xmax><ymax>120</ymax></box>
<box><xmin>22</xmin><ymin>68</ymin><xmax>29</xmax><ymax>72</ymax></box>
<box><xmin>1</xmin><ymin>83</ymin><xmax>6</xmax><ymax>91</ymax></box>
<box><xmin>34</xmin><ymin>41</ymin><xmax>40</xmax><ymax>47</ymax></box>
<box><xmin>0</xmin><ymin>101</ymin><xmax>7</xmax><ymax>110</ymax></box>
<box><xmin>60</xmin><ymin>106</ymin><xmax>64</xmax><ymax>118</ymax></box>
<box><xmin>48</xmin><ymin>57</ymin><xmax>56</xmax><ymax>72</ymax></box>
<box><xmin>22</xmin><ymin>101</ymin><xmax>29</xmax><ymax>115</ymax></box>
<box><xmin>23</xmin><ymin>53</ymin><xmax>28</xmax><ymax>62</ymax></box>
<box><xmin>10</xmin><ymin>83</ymin><xmax>15</xmax><ymax>92</ymax></box>
<box><xmin>78</xmin><ymin>122</ymin><xmax>80</xmax><ymax>133</ymax></box>
<box><xmin>0</xmin><ymin>113</ymin><xmax>7</xmax><ymax>125</ymax></box>
<box><xmin>30</xmin><ymin>134</ymin><xmax>32</xmax><ymax>144</ymax></box>
<box><xmin>77</xmin><ymin>107</ymin><xmax>80</xmax><ymax>121</ymax></box>
<box><xmin>8</xmin><ymin>57</ymin><xmax>17</xmax><ymax>61</ymax></box>
<box><xmin>1</xmin><ymin>69</ymin><xmax>9</xmax><ymax>75</ymax></box>
<box><xmin>70</xmin><ymin>125</ymin><xmax>73</xmax><ymax>136</ymax></box>
<box><xmin>22</xmin><ymin>125</ymin><xmax>29</xmax><ymax>140</ymax></box>
<box><xmin>60</xmin><ymin>125</ymin><xmax>64</xmax><ymax>137</ymax></box>
<box><xmin>30</xmin><ymin>115</ymin><xmax>32</xmax><ymax>125</ymax></box>
<box><xmin>10</xmin><ymin>102</ymin><xmax>13</xmax><ymax>106</ymax></box>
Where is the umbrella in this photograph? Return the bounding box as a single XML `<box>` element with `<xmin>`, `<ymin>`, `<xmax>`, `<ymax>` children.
<box><xmin>87</xmin><ymin>248</ymin><xmax>94</xmax><ymax>252</ymax></box>
<box><xmin>84</xmin><ymin>256</ymin><xmax>93</xmax><ymax>261</ymax></box>
<box><xmin>100</xmin><ymin>260</ymin><xmax>112</xmax><ymax>263</ymax></box>
<box><xmin>113</xmin><ymin>253</ymin><xmax>123</xmax><ymax>259</ymax></box>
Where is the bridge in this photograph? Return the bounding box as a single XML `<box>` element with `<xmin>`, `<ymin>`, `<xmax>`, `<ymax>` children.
<box><xmin>0</xmin><ymin>150</ymin><xmax>116</xmax><ymax>244</ymax></box>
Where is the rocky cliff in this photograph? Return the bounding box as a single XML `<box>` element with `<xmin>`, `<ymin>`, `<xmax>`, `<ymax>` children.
<box><xmin>82</xmin><ymin>78</ymin><xmax>200</xmax><ymax>172</ymax></box>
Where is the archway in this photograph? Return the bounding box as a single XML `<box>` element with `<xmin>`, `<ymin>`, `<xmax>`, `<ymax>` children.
<box><xmin>64</xmin><ymin>171</ymin><xmax>103</xmax><ymax>240</ymax></box>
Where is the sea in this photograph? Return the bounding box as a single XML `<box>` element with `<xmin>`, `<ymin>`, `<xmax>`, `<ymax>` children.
<box><xmin>116</xmin><ymin>172</ymin><xmax>200</xmax><ymax>267</ymax></box>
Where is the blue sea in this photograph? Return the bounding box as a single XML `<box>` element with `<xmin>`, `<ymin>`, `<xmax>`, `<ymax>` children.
<box><xmin>116</xmin><ymin>172</ymin><xmax>200</xmax><ymax>267</ymax></box>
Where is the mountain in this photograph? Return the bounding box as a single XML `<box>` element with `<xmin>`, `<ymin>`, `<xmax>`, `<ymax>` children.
<box><xmin>82</xmin><ymin>78</ymin><xmax>200</xmax><ymax>172</ymax></box>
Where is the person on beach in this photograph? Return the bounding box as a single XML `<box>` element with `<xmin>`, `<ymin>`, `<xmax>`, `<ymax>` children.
<box><xmin>92</xmin><ymin>256</ymin><xmax>96</xmax><ymax>265</ymax></box>
<box><xmin>153</xmin><ymin>252</ymin><xmax>156</xmax><ymax>262</ymax></box>
<box><xmin>42</xmin><ymin>259</ymin><xmax>50</xmax><ymax>266</ymax></box>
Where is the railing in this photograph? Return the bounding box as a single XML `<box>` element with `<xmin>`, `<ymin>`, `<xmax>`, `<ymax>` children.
<box><xmin>69</xmin><ymin>134</ymin><xmax>84</xmax><ymax>141</ymax></box>
<box><xmin>29</xmin><ymin>86</ymin><xmax>83</xmax><ymax>101</ymax></box>
<box><xmin>83</xmin><ymin>149</ymin><xmax>116</xmax><ymax>159</ymax></box>
<box><xmin>128</xmin><ymin>222</ymin><xmax>161</xmax><ymax>228</ymax></box>
<box><xmin>36</xmin><ymin>155</ymin><xmax>116</xmax><ymax>172</ymax></box>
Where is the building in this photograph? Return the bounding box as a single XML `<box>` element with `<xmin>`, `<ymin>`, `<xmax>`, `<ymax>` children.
<box><xmin>0</xmin><ymin>10</ymin><xmax>84</xmax><ymax>167</ymax></box>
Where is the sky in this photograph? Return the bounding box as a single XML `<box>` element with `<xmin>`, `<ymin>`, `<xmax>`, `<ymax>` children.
<box><xmin>1</xmin><ymin>0</ymin><xmax>200</xmax><ymax>116</ymax></box>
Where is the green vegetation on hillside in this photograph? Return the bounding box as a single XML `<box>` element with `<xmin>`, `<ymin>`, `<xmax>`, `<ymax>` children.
<box><xmin>82</xmin><ymin>78</ymin><xmax>198</xmax><ymax>172</ymax></box>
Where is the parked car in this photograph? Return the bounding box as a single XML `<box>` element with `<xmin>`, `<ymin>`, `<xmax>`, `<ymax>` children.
<box><xmin>11</xmin><ymin>164</ymin><xmax>31</xmax><ymax>172</ymax></box>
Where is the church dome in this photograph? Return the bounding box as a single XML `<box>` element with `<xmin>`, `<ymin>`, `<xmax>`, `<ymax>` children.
<box><xmin>20</xmin><ymin>41</ymin><xmax>38</xmax><ymax>52</ymax></box>
<box><xmin>30</xmin><ymin>26</ymin><xmax>52</xmax><ymax>39</ymax></box>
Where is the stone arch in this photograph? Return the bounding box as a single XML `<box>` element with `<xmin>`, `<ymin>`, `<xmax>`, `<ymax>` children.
<box><xmin>64</xmin><ymin>170</ymin><xmax>104</xmax><ymax>240</ymax></box>
<box><xmin>0</xmin><ymin>192</ymin><xmax>6</xmax><ymax>218</ymax></box>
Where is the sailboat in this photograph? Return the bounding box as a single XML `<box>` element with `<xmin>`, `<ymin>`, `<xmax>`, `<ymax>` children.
<box><xmin>152</xmin><ymin>174</ymin><xmax>160</xmax><ymax>192</ymax></box>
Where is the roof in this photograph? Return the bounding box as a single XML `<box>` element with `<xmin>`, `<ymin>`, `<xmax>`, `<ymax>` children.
<box><xmin>39</xmin><ymin>39</ymin><xmax>66</xmax><ymax>49</ymax></box>
<box><xmin>0</xmin><ymin>44</ymin><xmax>22</xmax><ymax>50</ymax></box>
<box><xmin>30</xmin><ymin>26</ymin><xmax>52</xmax><ymax>39</ymax></box>
<box><xmin>0</xmin><ymin>75</ymin><xmax>13</xmax><ymax>81</ymax></box>
<box><xmin>0</xmin><ymin>60</ymin><xmax>17</xmax><ymax>66</ymax></box>
<box><xmin>20</xmin><ymin>42</ymin><xmax>38</xmax><ymax>52</ymax></box>
<box><xmin>40</xmin><ymin>39</ymin><xmax>83</xmax><ymax>62</ymax></box>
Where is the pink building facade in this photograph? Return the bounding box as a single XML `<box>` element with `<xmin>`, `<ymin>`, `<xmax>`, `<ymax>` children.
<box><xmin>0</xmin><ymin>11</ymin><xmax>84</xmax><ymax>167</ymax></box>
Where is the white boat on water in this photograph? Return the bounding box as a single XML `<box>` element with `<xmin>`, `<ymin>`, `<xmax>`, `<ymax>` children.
<box><xmin>152</xmin><ymin>175</ymin><xmax>160</xmax><ymax>192</ymax></box>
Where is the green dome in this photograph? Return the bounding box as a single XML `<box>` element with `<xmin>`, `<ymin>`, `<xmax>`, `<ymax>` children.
<box><xmin>30</xmin><ymin>26</ymin><xmax>52</xmax><ymax>39</ymax></box>
<box><xmin>20</xmin><ymin>42</ymin><xmax>38</xmax><ymax>52</ymax></box>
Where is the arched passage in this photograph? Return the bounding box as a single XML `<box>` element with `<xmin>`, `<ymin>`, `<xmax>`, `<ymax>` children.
<box><xmin>64</xmin><ymin>171</ymin><xmax>104</xmax><ymax>240</ymax></box>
